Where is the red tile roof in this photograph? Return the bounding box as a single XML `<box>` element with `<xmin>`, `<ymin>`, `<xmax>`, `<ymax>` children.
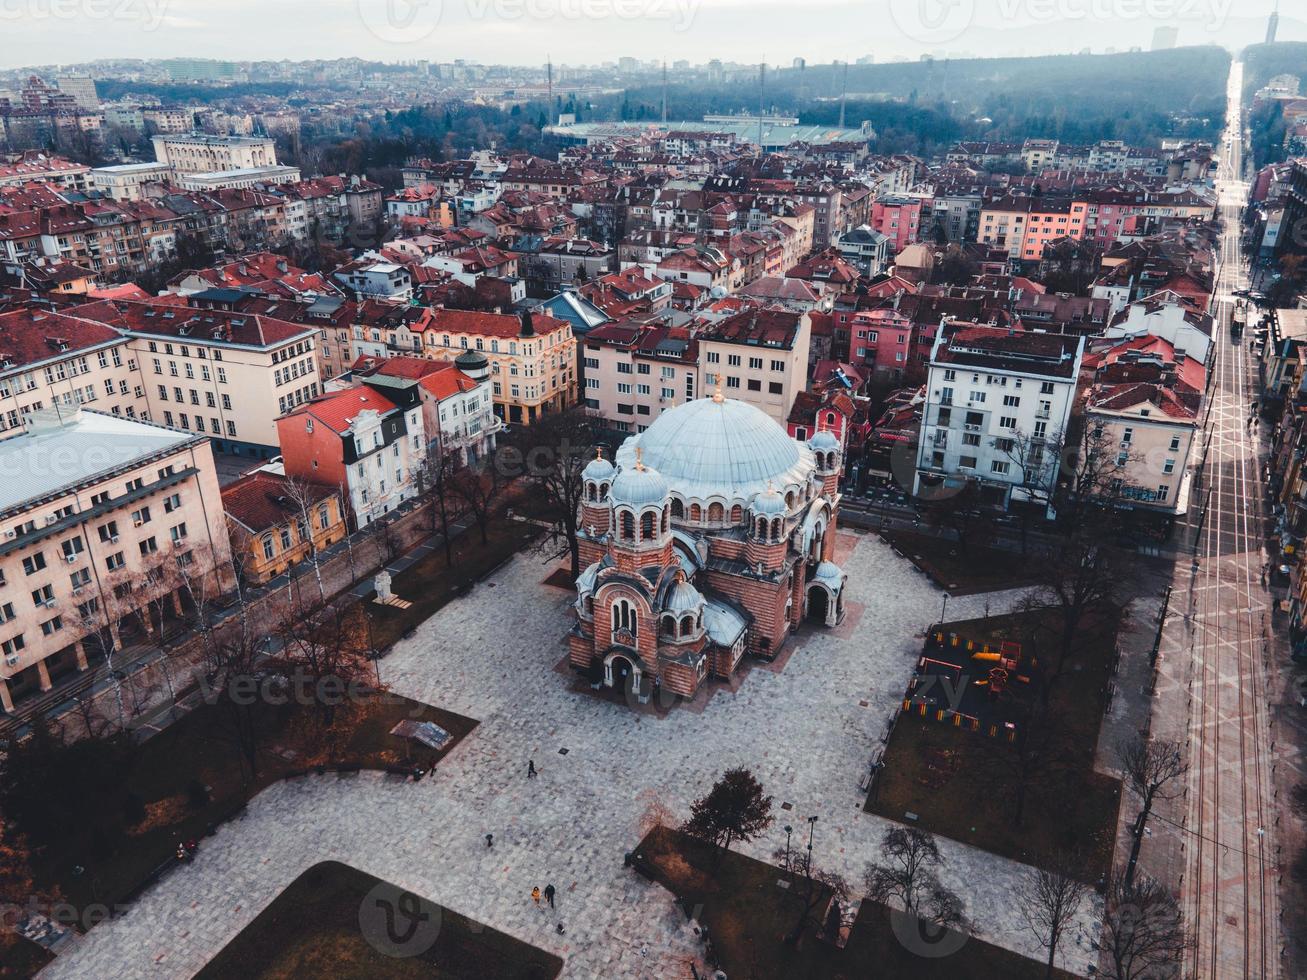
<box><xmin>287</xmin><ymin>386</ymin><xmax>399</xmax><ymax>433</ymax></box>
<box><xmin>222</xmin><ymin>472</ymin><xmax>337</xmax><ymax>534</ymax></box>
<box><xmin>0</xmin><ymin>307</ymin><xmax>125</xmax><ymax>369</ymax></box>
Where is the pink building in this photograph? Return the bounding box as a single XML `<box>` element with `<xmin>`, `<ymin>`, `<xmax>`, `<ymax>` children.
<box><xmin>850</xmin><ymin>308</ymin><xmax>912</xmax><ymax>381</ymax></box>
<box><xmin>870</xmin><ymin>196</ymin><xmax>925</xmax><ymax>254</ymax></box>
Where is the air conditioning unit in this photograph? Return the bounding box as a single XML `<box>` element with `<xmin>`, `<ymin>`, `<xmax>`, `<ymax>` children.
<box><xmin>45</xmin><ymin>515</ymin><xmax>58</xmax><ymax>525</ymax></box>
<box><xmin>133</xmin><ymin>519</ymin><xmax>143</xmax><ymax>527</ymax></box>
<box><xmin>3</xmin><ymin>530</ymin><xmax>13</xmax><ymax>539</ymax></box>
<box><xmin>43</xmin><ymin>598</ymin><xmax>56</xmax><ymax>608</ymax></box>
<box><xmin>72</xmin><ymin>586</ymin><xmax>84</xmax><ymax>595</ymax></box>
<box><xmin>109</xmin><ymin>535</ymin><xmax>119</xmax><ymax>543</ymax></box>
<box><xmin>4</xmin><ymin>655</ymin><xmax>17</xmax><ymax>667</ymax></box>
<box><xmin>64</xmin><ymin>553</ymin><xmax>78</xmax><ymax>563</ymax></box>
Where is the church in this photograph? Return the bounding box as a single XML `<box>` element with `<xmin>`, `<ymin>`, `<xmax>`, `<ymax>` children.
<box><xmin>568</xmin><ymin>388</ymin><xmax>848</xmax><ymax>701</ymax></box>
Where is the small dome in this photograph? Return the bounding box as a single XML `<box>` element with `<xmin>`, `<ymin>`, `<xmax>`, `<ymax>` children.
<box><xmin>665</xmin><ymin>575</ymin><xmax>704</xmax><ymax>615</ymax></box>
<box><xmin>750</xmin><ymin>487</ymin><xmax>788</xmax><ymax>516</ymax></box>
<box><xmin>609</xmin><ymin>461</ymin><xmax>669</xmax><ymax>509</ymax></box>
<box><xmin>814</xmin><ymin>560</ymin><xmax>844</xmax><ymax>583</ymax></box>
<box><xmin>455</xmin><ymin>349</ymin><xmax>488</xmax><ymax>370</ymax></box>
<box><xmin>809</xmin><ymin>430</ymin><xmax>841</xmax><ymax>452</ymax></box>
<box><xmin>575</xmin><ymin>560</ymin><xmax>600</xmax><ymax>596</ymax></box>
<box><xmin>583</xmin><ymin>453</ymin><xmax>615</xmax><ymax>482</ymax></box>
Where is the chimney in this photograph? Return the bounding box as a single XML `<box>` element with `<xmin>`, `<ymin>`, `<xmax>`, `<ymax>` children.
<box><xmin>519</xmin><ymin>309</ymin><xmax>536</xmax><ymax>337</ymax></box>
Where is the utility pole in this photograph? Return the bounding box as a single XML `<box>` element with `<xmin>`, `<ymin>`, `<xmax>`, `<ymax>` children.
<box><xmin>547</xmin><ymin>55</ymin><xmax>553</xmax><ymax>115</ymax></box>
<box><xmin>838</xmin><ymin>60</ymin><xmax>849</xmax><ymax>130</ymax></box>
<box><xmin>661</xmin><ymin>60</ymin><xmax>668</xmax><ymax>124</ymax></box>
<box><xmin>758</xmin><ymin>58</ymin><xmax>766</xmax><ymax>155</ymax></box>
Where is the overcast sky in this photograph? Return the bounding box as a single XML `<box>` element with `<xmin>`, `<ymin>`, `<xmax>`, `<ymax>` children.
<box><xmin>1</xmin><ymin>0</ymin><xmax>1300</xmax><ymax>73</ymax></box>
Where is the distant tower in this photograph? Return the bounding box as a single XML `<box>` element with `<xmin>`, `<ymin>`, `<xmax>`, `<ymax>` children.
<box><xmin>547</xmin><ymin>56</ymin><xmax>554</xmax><ymax>111</ymax></box>
<box><xmin>661</xmin><ymin>60</ymin><xmax>668</xmax><ymax>124</ymax></box>
<box><xmin>838</xmin><ymin>61</ymin><xmax>849</xmax><ymax>130</ymax></box>
<box><xmin>1267</xmin><ymin>1</ymin><xmax>1280</xmax><ymax>44</ymax></box>
<box><xmin>758</xmin><ymin>59</ymin><xmax>766</xmax><ymax>154</ymax></box>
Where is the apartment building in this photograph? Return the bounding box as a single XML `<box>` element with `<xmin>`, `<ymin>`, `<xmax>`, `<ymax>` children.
<box><xmin>68</xmin><ymin>298</ymin><xmax>322</xmax><ymax>454</ymax></box>
<box><xmin>151</xmin><ymin>133</ymin><xmax>278</xmax><ymax>175</ymax></box>
<box><xmin>581</xmin><ymin>320</ymin><xmax>698</xmax><ymax>433</ymax></box>
<box><xmin>698</xmin><ymin>308</ymin><xmax>811</xmax><ymax>426</ymax></box>
<box><xmin>276</xmin><ymin>385</ymin><xmax>425</xmax><ymax>529</ymax></box>
<box><xmin>915</xmin><ymin>326</ymin><xmax>1084</xmax><ymax>509</ymax></box>
<box><xmin>221</xmin><ymin>471</ymin><xmax>347</xmax><ymax>585</ymax></box>
<box><xmin>0</xmin><ymin>409</ymin><xmax>234</xmax><ymax>712</ymax></box>
<box><xmin>0</xmin><ymin>308</ymin><xmax>150</xmax><ymax>439</ymax></box>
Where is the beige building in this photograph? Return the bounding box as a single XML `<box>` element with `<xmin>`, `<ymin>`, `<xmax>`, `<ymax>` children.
<box><xmin>0</xmin><ymin>410</ymin><xmax>234</xmax><ymax>712</ymax></box>
<box><xmin>1084</xmin><ymin>382</ymin><xmax>1199</xmax><ymax>515</ymax></box>
<box><xmin>697</xmin><ymin>309</ymin><xmax>811</xmax><ymax>426</ymax></box>
<box><xmin>0</xmin><ymin>308</ymin><xmax>151</xmax><ymax>440</ymax></box>
<box><xmin>68</xmin><ymin>299</ymin><xmax>321</xmax><ymax>454</ymax></box>
<box><xmin>151</xmin><ymin>133</ymin><xmax>277</xmax><ymax>175</ymax></box>
<box><xmin>581</xmin><ymin>320</ymin><xmax>698</xmax><ymax>433</ymax></box>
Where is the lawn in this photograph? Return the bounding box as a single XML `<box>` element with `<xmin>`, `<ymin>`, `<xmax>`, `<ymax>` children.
<box><xmin>0</xmin><ymin>937</ymin><xmax>53</xmax><ymax>980</ymax></box>
<box><xmin>27</xmin><ymin>693</ymin><xmax>477</xmax><ymax>921</ymax></box>
<box><xmin>882</xmin><ymin>530</ymin><xmax>1038</xmax><ymax>596</ymax></box>
<box><xmin>635</xmin><ymin>827</ymin><xmax>1077</xmax><ymax>980</ymax></box>
<box><xmin>366</xmin><ymin>518</ymin><xmax>540</xmax><ymax>651</ymax></box>
<box><xmin>866</xmin><ymin>607</ymin><xmax>1123</xmax><ymax>881</ymax></box>
<box><xmin>196</xmin><ymin>861</ymin><xmax>562</xmax><ymax>980</ymax></box>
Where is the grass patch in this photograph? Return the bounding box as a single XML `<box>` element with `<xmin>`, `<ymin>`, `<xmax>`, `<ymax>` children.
<box><xmin>882</xmin><ymin>530</ymin><xmax>1038</xmax><ymax>596</ymax></box>
<box><xmin>196</xmin><ymin>861</ymin><xmax>562</xmax><ymax>980</ymax></box>
<box><xmin>635</xmin><ymin>827</ymin><xmax>1077</xmax><ymax>980</ymax></box>
<box><xmin>28</xmin><ymin>694</ymin><xmax>476</xmax><ymax>921</ymax></box>
<box><xmin>367</xmin><ymin>519</ymin><xmax>539</xmax><ymax>650</ymax></box>
<box><xmin>866</xmin><ymin>608</ymin><xmax>1123</xmax><ymax>880</ymax></box>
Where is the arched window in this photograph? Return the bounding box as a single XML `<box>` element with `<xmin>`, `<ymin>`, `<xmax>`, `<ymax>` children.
<box><xmin>586</xmin><ymin>483</ymin><xmax>596</xmax><ymax>502</ymax></box>
<box><xmin>670</xmin><ymin>498</ymin><xmax>684</xmax><ymax>518</ymax></box>
<box><xmin>620</xmin><ymin>510</ymin><xmax>635</xmax><ymax>541</ymax></box>
<box><xmin>600</xmin><ymin>482</ymin><xmax>609</xmax><ymax>497</ymax></box>
<box><xmin>613</xmin><ymin>598</ymin><xmax>637</xmax><ymax>635</ymax></box>
<box><xmin>771</xmin><ymin>517</ymin><xmax>782</xmax><ymax>541</ymax></box>
<box><xmin>680</xmin><ymin>614</ymin><xmax>695</xmax><ymax>636</ymax></box>
<box><xmin>708</xmin><ymin>502</ymin><xmax>724</xmax><ymax>523</ymax></box>
<box><xmin>690</xmin><ymin>503</ymin><xmax>702</xmax><ymax>521</ymax></box>
<box><xmin>730</xmin><ymin>504</ymin><xmax>743</xmax><ymax>522</ymax></box>
<box><xmin>661</xmin><ymin>615</ymin><xmax>677</xmax><ymax>638</ymax></box>
<box><xmin>662</xmin><ymin>508</ymin><xmax>670</xmax><ymax>533</ymax></box>
<box><xmin>640</xmin><ymin>511</ymin><xmax>655</xmax><ymax>540</ymax></box>
<box><xmin>785</xmin><ymin>491</ymin><xmax>795</xmax><ymax>509</ymax></box>
<box><xmin>826</xmin><ymin>412</ymin><xmax>836</xmax><ymax>426</ymax></box>
<box><xmin>756</xmin><ymin>517</ymin><xmax>767</xmax><ymax>539</ymax></box>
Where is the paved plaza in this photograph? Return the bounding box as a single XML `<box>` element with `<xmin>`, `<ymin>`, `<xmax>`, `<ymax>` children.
<box><xmin>43</xmin><ymin>529</ymin><xmax>1104</xmax><ymax>979</ymax></box>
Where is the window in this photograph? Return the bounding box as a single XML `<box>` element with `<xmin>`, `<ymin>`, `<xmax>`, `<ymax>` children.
<box><xmin>768</xmin><ymin>382</ymin><xmax>783</xmax><ymax>395</ymax></box>
<box><xmin>1003</xmin><ymin>395</ymin><xmax>1020</xmax><ymax>407</ymax></box>
<box><xmin>139</xmin><ymin>536</ymin><xmax>158</xmax><ymax>556</ymax></box>
<box><xmin>969</xmin><ymin>391</ymin><xmax>985</xmax><ymax>404</ymax></box>
<box><xmin>126</xmin><ymin>477</ymin><xmax>143</xmax><ymax>492</ymax></box>
<box><xmin>1</xmin><ymin>635</ymin><xmax>24</xmax><ymax>657</ymax></box>
<box><xmin>748</xmin><ymin>357</ymin><xmax>762</xmax><ymax>370</ymax></box>
<box><xmin>22</xmin><ymin>553</ymin><xmax>46</xmax><ymax>575</ymax></box>
<box><xmin>0</xmin><ymin>602</ymin><xmax>14</xmax><ymax>623</ymax></box>
<box><xmin>131</xmin><ymin>506</ymin><xmax>151</xmax><ymax>526</ymax></box>
<box><xmin>1116</xmin><ymin>452</ymin><xmax>1129</xmax><ymax>466</ymax></box>
<box><xmin>61</xmin><ymin>537</ymin><xmax>84</xmax><ymax>559</ymax></box>
<box><xmin>747</xmin><ymin>379</ymin><xmax>761</xmax><ymax>392</ymax></box>
<box><xmin>262</xmin><ymin>536</ymin><xmax>275</xmax><ymax>560</ymax></box>
<box><xmin>1040</xmin><ymin>381</ymin><xmax>1055</xmax><ymax>394</ymax></box>
<box><xmin>163</xmin><ymin>493</ymin><xmax>181</xmax><ymax>513</ymax></box>
<box><xmin>962</xmin><ymin>433</ymin><xmax>981</xmax><ymax>447</ymax></box>
<box><xmin>170</xmin><ymin>523</ymin><xmax>188</xmax><ymax>544</ymax></box>
<box><xmin>990</xmin><ymin>460</ymin><xmax>1010</xmax><ymax>475</ymax></box>
<box><xmin>1169</xmin><ymin>435</ymin><xmax>1181</xmax><ymax>451</ymax></box>
<box><xmin>30</xmin><ymin>584</ymin><xmax>53</xmax><ymax>606</ymax></box>
<box><xmin>959</xmin><ymin>455</ymin><xmax>978</xmax><ymax>469</ymax></box>
<box><xmin>1162</xmin><ymin>459</ymin><xmax>1176</xmax><ymax>475</ymax></box>
<box><xmin>40</xmin><ymin>616</ymin><xmax>63</xmax><ymax>636</ymax></box>
<box><xmin>70</xmin><ymin>568</ymin><xmax>90</xmax><ymax>589</ymax></box>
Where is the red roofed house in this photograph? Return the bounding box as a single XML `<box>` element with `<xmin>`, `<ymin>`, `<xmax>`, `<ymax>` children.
<box><xmin>222</xmin><ymin>471</ymin><xmax>348</xmax><ymax>585</ymax></box>
<box><xmin>276</xmin><ymin>384</ymin><xmax>426</xmax><ymax>529</ymax></box>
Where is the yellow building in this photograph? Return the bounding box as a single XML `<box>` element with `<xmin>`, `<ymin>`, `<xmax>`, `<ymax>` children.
<box><xmin>221</xmin><ymin>472</ymin><xmax>347</xmax><ymax>585</ymax></box>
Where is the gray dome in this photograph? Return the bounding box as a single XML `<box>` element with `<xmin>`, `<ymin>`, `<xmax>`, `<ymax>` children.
<box><xmin>750</xmin><ymin>487</ymin><xmax>788</xmax><ymax>516</ymax></box>
<box><xmin>455</xmin><ymin>349</ymin><xmax>488</xmax><ymax>369</ymax></box>
<box><xmin>809</xmin><ymin>430</ymin><xmax>841</xmax><ymax>452</ymax></box>
<box><xmin>583</xmin><ymin>454</ymin><xmax>615</xmax><ymax>482</ymax></box>
<box><xmin>665</xmin><ymin>576</ymin><xmax>704</xmax><ymax>615</ymax></box>
<box><xmin>622</xmin><ymin>396</ymin><xmax>813</xmax><ymax>501</ymax></box>
<box><xmin>814</xmin><ymin>560</ymin><xmax>844</xmax><ymax>583</ymax></box>
<box><xmin>609</xmin><ymin>462</ymin><xmax>669</xmax><ymax>509</ymax></box>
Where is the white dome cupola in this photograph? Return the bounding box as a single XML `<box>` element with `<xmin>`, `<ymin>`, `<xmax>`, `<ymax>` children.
<box><xmin>610</xmin><ymin>448</ymin><xmax>671</xmax><ymax>550</ymax></box>
<box><xmin>583</xmin><ymin>448</ymin><xmax>615</xmax><ymax>504</ymax></box>
<box><xmin>660</xmin><ymin>570</ymin><xmax>705</xmax><ymax>642</ymax></box>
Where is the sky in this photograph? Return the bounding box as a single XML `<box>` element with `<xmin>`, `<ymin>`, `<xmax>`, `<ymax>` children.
<box><xmin>0</xmin><ymin>0</ymin><xmax>1301</xmax><ymax>72</ymax></box>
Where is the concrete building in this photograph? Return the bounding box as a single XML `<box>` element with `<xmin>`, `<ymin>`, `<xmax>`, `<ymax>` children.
<box><xmin>90</xmin><ymin>162</ymin><xmax>174</xmax><ymax>201</ymax></box>
<box><xmin>0</xmin><ymin>307</ymin><xmax>150</xmax><ymax>440</ymax></box>
<box><xmin>697</xmin><ymin>308</ymin><xmax>811</xmax><ymax>426</ymax></box>
<box><xmin>0</xmin><ymin>409</ymin><xmax>234</xmax><ymax>712</ymax></box>
<box><xmin>914</xmin><ymin>326</ymin><xmax>1084</xmax><ymax>509</ymax></box>
<box><xmin>581</xmin><ymin>321</ymin><xmax>698</xmax><ymax>434</ymax></box>
<box><xmin>176</xmin><ymin>165</ymin><xmax>301</xmax><ymax>192</ymax></box>
<box><xmin>151</xmin><ymin>133</ymin><xmax>277</xmax><ymax>175</ymax></box>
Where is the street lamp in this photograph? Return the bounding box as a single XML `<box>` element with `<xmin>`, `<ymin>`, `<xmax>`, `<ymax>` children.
<box><xmin>784</xmin><ymin>825</ymin><xmax>793</xmax><ymax>874</ymax></box>
<box><xmin>805</xmin><ymin>815</ymin><xmax>818</xmax><ymax>879</ymax></box>
<box><xmin>939</xmin><ymin>592</ymin><xmax>950</xmax><ymax>627</ymax></box>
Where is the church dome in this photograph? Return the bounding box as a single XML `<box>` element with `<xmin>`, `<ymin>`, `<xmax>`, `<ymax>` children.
<box><xmin>583</xmin><ymin>452</ymin><xmax>615</xmax><ymax>483</ymax></box>
<box><xmin>609</xmin><ymin>459</ymin><xmax>669</xmax><ymax>509</ymax></box>
<box><xmin>664</xmin><ymin>574</ymin><xmax>704</xmax><ymax>615</ymax></box>
<box><xmin>809</xmin><ymin>430</ymin><xmax>841</xmax><ymax>452</ymax></box>
<box><xmin>622</xmin><ymin>395</ymin><xmax>812</xmax><ymax>500</ymax></box>
<box><xmin>750</xmin><ymin>486</ymin><xmax>788</xmax><ymax>516</ymax></box>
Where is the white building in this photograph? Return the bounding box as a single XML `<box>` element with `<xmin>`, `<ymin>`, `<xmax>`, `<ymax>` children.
<box><xmin>1103</xmin><ymin>295</ymin><xmax>1214</xmax><ymax>366</ymax></box>
<box><xmin>151</xmin><ymin>133</ymin><xmax>277</xmax><ymax>175</ymax></box>
<box><xmin>914</xmin><ymin>326</ymin><xmax>1084</xmax><ymax>509</ymax></box>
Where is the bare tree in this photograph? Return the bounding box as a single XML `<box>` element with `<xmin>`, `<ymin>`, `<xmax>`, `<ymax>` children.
<box><xmin>995</xmin><ymin>426</ymin><xmax>1064</xmax><ymax>554</ymax></box>
<box><xmin>511</xmin><ymin>409</ymin><xmax>599</xmax><ymax>580</ymax></box>
<box><xmin>923</xmin><ymin>479</ymin><xmax>994</xmax><ymax>558</ymax></box>
<box><xmin>863</xmin><ymin>827</ymin><xmax>966</xmax><ymax>929</ymax></box>
<box><xmin>1116</xmin><ymin>735</ymin><xmax>1188</xmax><ymax>886</ymax></box>
<box><xmin>787</xmin><ymin>866</ymin><xmax>850</xmax><ymax>945</ymax></box>
<box><xmin>451</xmin><ymin>462</ymin><xmax>503</xmax><ymax>545</ymax></box>
<box><xmin>1029</xmin><ymin>532</ymin><xmax>1132</xmax><ymax>684</ymax></box>
<box><xmin>279</xmin><ymin>476</ymin><xmax>339</xmax><ymax>602</ymax></box>
<box><xmin>413</xmin><ymin>445</ymin><xmax>459</xmax><ymax>566</ymax></box>
<box><xmin>1015</xmin><ymin>853</ymin><xmax>1091</xmax><ymax>980</ymax></box>
<box><xmin>275</xmin><ymin>592</ymin><xmax>373</xmax><ymax>728</ymax></box>
<box><xmin>194</xmin><ymin>603</ymin><xmax>271</xmax><ymax>786</ymax></box>
<box><xmin>984</xmin><ymin>697</ymin><xmax>1070</xmax><ymax>827</ymax></box>
<box><xmin>1099</xmin><ymin>871</ymin><xmax>1192</xmax><ymax>980</ymax></box>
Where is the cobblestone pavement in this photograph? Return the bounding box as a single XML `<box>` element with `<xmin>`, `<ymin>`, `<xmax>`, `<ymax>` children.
<box><xmin>43</xmin><ymin>530</ymin><xmax>1103</xmax><ymax>979</ymax></box>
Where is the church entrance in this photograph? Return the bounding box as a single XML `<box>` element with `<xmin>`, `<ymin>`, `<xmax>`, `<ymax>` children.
<box><xmin>604</xmin><ymin>652</ymin><xmax>640</xmax><ymax>694</ymax></box>
<box><xmin>806</xmin><ymin>584</ymin><xmax>830</xmax><ymax>624</ymax></box>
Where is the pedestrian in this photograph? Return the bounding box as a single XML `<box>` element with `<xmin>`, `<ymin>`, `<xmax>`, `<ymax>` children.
<box><xmin>544</xmin><ymin>883</ymin><xmax>556</xmax><ymax>908</ymax></box>
<box><xmin>531</xmin><ymin>886</ymin><xmax>541</xmax><ymax>906</ymax></box>
<box><xmin>485</xmin><ymin>833</ymin><xmax>494</xmax><ymax>849</ymax></box>
<box><xmin>556</xmin><ymin>922</ymin><xmax>565</xmax><ymax>935</ymax></box>
<box><xmin>528</xmin><ymin>759</ymin><xmax>537</xmax><ymax>779</ymax></box>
